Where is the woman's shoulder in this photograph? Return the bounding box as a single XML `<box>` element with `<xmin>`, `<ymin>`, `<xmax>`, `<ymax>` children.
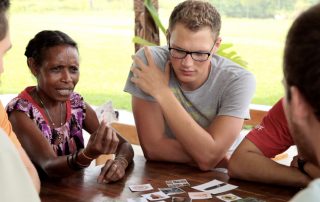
<box><xmin>70</xmin><ymin>92</ymin><xmax>85</xmax><ymax>108</ymax></box>
<box><xmin>6</xmin><ymin>96</ymin><xmax>33</xmax><ymax>113</ymax></box>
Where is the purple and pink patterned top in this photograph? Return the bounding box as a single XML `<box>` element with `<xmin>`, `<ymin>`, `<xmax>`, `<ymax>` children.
<box><xmin>6</xmin><ymin>86</ymin><xmax>86</xmax><ymax>156</ymax></box>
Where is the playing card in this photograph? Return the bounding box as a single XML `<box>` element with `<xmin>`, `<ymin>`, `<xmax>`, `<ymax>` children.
<box><xmin>216</xmin><ymin>193</ymin><xmax>242</xmax><ymax>202</ymax></box>
<box><xmin>192</xmin><ymin>180</ymin><xmax>238</xmax><ymax>195</ymax></box>
<box><xmin>127</xmin><ymin>197</ymin><xmax>148</xmax><ymax>202</ymax></box>
<box><xmin>94</xmin><ymin>101</ymin><xmax>118</xmax><ymax>124</ymax></box>
<box><xmin>236</xmin><ymin>197</ymin><xmax>266</xmax><ymax>202</ymax></box>
<box><xmin>172</xmin><ymin>179</ymin><xmax>189</xmax><ymax>184</ymax></box>
<box><xmin>166</xmin><ymin>182</ymin><xmax>182</xmax><ymax>188</ymax></box>
<box><xmin>188</xmin><ymin>192</ymin><xmax>212</xmax><ymax>200</ymax></box>
<box><xmin>171</xmin><ymin>196</ymin><xmax>192</xmax><ymax>202</ymax></box>
<box><xmin>141</xmin><ymin>191</ymin><xmax>170</xmax><ymax>201</ymax></box>
<box><xmin>129</xmin><ymin>184</ymin><xmax>153</xmax><ymax>192</ymax></box>
<box><xmin>158</xmin><ymin>187</ymin><xmax>185</xmax><ymax>195</ymax></box>
<box><xmin>166</xmin><ymin>179</ymin><xmax>190</xmax><ymax>188</ymax></box>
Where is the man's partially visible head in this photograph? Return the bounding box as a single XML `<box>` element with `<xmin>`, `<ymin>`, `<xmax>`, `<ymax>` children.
<box><xmin>167</xmin><ymin>0</ymin><xmax>221</xmax><ymax>40</ymax></box>
<box><xmin>0</xmin><ymin>0</ymin><xmax>10</xmax><ymax>75</ymax></box>
<box><xmin>283</xmin><ymin>3</ymin><xmax>320</xmax><ymax>166</ymax></box>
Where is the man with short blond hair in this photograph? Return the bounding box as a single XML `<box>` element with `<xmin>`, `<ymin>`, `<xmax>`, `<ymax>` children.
<box><xmin>125</xmin><ymin>0</ymin><xmax>255</xmax><ymax>170</ymax></box>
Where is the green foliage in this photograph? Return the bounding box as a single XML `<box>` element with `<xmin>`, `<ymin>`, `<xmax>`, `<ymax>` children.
<box><xmin>132</xmin><ymin>36</ymin><xmax>157</xmax><ymax>46</ymax></box>
<box><xmin>217</xmin><ymin>43</ymin><xmax>248</xmax><ymax>68</ymax></box>
<box><xmin>3</xmin><ymin>0</ymin><xmax>304</xmax><ymax>110</ymax></box>
<box><xmin>144</xmin><ymin>0</ymin><xmax>166</xmax><ymax>34</ymax></box>
<box><xmin>10</xmin><ymin>0</ymin><xmax>133</xmax><ymax>13</ymax></box>
<box><xmin>210</xmin><ymin>0</ymin><xmax>317</xmax><ymax>18</ymax></box>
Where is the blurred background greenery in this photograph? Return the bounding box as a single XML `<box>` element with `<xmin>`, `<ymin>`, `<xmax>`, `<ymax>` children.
<box><xmin>1</xmin><ymin>0</ymin><xmax>318</xmax><ymax>110</ymax></box>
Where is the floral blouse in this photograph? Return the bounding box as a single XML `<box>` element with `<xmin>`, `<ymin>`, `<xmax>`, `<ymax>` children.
<box><xmin>6</xmin><ymin>86</ymin><xmax>86</xmax><ymax>156</ymax></box>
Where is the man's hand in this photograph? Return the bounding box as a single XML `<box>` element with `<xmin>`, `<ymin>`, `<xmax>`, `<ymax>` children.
<box><xmin>131</xmin><ymin>46</ymin><xmax>171</xmax><ymax>98</ymax></box>
<box><xmin>290</xmin><ymin>155</ymin><xmax>299</xmax><ymax>168</ymax></box>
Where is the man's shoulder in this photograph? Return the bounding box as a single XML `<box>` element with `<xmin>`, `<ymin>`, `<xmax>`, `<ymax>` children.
<box><xmin>136</xmin><ymin>46</ymin><xmax>169</xmax><ymax>71</ymax></box>
<box><xmin>212</xmin><ymin>55</ymin><xmax>253</xmax><ymax>78</ymax></box>
<box><xmin>136</xmin><ymin>46</ymin><xmax>168</xmax><ymax>56</ymax></box>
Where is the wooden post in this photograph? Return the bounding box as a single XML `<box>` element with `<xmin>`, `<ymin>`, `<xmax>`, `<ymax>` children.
<box><xmin>133</xmin><ymin>0</ymin><xmax>160</xmax><ymax>53</ymax></box>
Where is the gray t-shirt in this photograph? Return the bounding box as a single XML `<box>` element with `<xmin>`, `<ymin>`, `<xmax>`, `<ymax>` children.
<box><xmin>124</xmin><ymin>46</ymin><xmax>256</xmax><ymax>137</ymax></box>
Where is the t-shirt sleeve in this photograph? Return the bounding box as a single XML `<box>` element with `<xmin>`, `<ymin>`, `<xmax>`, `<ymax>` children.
<box><xmin>70</xmin><ymin>92</ymin><xmax>86</xmax><ymax>120</ymax></box>
<box><xmin>246</xmin><ymin>99</ymin><xmax>294</xmax><ymax>158</ymax></box>
<box><xmin>6</xmin><ymin>98</ymin><xmax>32</xmax><ymax>118</ymax></box>
<box><xmin>218</xmin><ymin>70</ymin><xmax>256</xmax><ymax>119</ymax></box>
<box><xmin>0</xmin><ymin>102</ymin><xmax>21</xmax><ymax>147</ymax></box>
<box><xmin>123</xmin><ymin>47</ymin><xmax>163</xmax><ymax>102</ymax></box>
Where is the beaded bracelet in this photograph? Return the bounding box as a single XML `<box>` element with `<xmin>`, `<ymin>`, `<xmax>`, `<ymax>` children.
<box><xmin>67</xmin><ymin>154</ymin><xmax>82</xmax><ymax>171</ymax></box>
<box><xmin>81</xmin><ymin>149</ymin><xmax>94</xmax><ymax>160</ymax></box>
<box><xmin>75</xmin><ymin>150</ymin><xmax>91</xmax><ymax>168</ymax></box>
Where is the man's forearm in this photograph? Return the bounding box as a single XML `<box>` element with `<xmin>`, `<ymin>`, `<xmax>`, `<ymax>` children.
<box><xmin>154</xmin><ymin>88</ymin><xmax>220</xmax><ymax>167</ymax></box>
<box><xmin>229</xmin><ymin>152</ymin><xmax>311</xmax><ymax>187</ymax></box>
<box><xmin>142</xmin><ymin>137</ymin><xmax>193</xmax><ymax>164</ymax></box>
<box><xmin>304</xmin><ymin>162</ymin><xmax>320</xmax><ymax>179</ymax></box>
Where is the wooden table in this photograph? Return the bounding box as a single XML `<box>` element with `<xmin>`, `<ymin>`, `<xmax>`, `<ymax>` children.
<box><xmin>40</xmin><ymin>146</ymin><xmax>299</xmax><ymax>202</ymax></box>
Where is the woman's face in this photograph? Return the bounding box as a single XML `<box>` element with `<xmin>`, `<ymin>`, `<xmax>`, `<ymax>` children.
<box><xmin>35</xmin><ymin>45</ymin><xmax>79</xmax><ymax>102</ymax></box>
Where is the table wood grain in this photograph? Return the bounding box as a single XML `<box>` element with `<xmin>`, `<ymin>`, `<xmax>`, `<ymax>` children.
<box><xmin>40</xmin><ymin>146</ymin><xmax>299</xmax><ymax>202</ymax></box>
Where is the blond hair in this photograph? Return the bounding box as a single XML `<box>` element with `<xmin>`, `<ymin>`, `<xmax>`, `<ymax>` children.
<box><xmin>168</xmin><ymin>0</ymin><xmax>221</xmax><ymax>38</ymax></box>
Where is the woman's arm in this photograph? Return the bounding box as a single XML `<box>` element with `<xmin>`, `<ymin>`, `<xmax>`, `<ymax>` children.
<box><xmin>9</xmin><ymin>110</ymin><xmax>85</xmax><ymax>177</ymax></box>
<box><xmin>9</xmin><ymin>108</ymin><xmax>117</xmax><ymax>178</ymax></box>
<box><xmin>83</xmin><ymin>103</ymin><xmax>134</xmax><ymax>183</ymax></box>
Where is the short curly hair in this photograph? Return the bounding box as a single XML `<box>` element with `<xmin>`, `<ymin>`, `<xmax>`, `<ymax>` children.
<box><xmin>167</xmin><ymin>0</ymin><xmax>221</xmax><ymax>38</ymax></box>
<box><xmin>284</xmin><ymin>3</ymin><xmax>320</xmax><ymax>119</ymax></box>
<box><xmin>0</xmin><ymin>0</ymin><xmax>10</xmax><ymax>41</ymax></box>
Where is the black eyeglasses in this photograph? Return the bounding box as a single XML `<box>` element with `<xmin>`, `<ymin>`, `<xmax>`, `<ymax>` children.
<box><xmin>168</xmin><ymin>42</ymin><xmax>215</xmax><ymax>62</ymax></box>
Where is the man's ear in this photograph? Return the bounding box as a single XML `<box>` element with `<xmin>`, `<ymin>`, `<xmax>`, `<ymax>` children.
<box><xmin>290</xmin><ymin>86</ymin><xmax>312</xmax><ymax>120</ymax></box>
<box><xmin>166</xmin><ymin>30</ymin><xmax>170</xmax><ymax>45</ymax></box>
<box><xmin>27</xmin><ymin>58</ymin><xmax>38</xmax><ymax>77</ymax></box>
<box><xmin>212</xmin><ymin>36</ymin><xmax>222</xmax><ymax>53</ymax></box>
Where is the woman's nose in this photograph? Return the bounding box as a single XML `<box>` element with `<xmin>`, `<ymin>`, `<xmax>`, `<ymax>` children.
<box><xmin>61</xmin><ymin>69</ymin><xmax>72</xmax><ymax>82</ymax></box>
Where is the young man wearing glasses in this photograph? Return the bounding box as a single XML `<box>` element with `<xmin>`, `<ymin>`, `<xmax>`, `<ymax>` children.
<box><xmin>124</xmin><ymin>0</ymin><xmax>255</xmax><ymax>170</ymax></box>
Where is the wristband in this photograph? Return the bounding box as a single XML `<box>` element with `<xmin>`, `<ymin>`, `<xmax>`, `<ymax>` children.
<box><xmin>82</xmin><ymin>149</ymin><xmax>94</xmax><ymax>160</ymax></box>
<box><xmin>297</xmin><ymin>158</ymin><xmax>307</xmax><ymax>175</ymax></box>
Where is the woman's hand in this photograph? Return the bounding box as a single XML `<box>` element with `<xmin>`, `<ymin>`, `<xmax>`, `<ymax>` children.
<box><xmin>84</xmin><ymin>121</ymin><xmax>119</xmax><ymax>159</ymax></box>
<box><xmin>131</xmin><ymin>46</ymin><xmax>171</xmax><ymax>98</ymax></box>
<box><xmin>97</xmin><ymin>159</ymin><xmax>126</xmax><ymax>183</ymax></box>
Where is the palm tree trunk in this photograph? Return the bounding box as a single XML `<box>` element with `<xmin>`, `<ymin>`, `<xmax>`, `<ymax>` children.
<box><xmin>133</xmin><ymin>0</ymin><xmax>160</xmax><ymax>52</ymax></box>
